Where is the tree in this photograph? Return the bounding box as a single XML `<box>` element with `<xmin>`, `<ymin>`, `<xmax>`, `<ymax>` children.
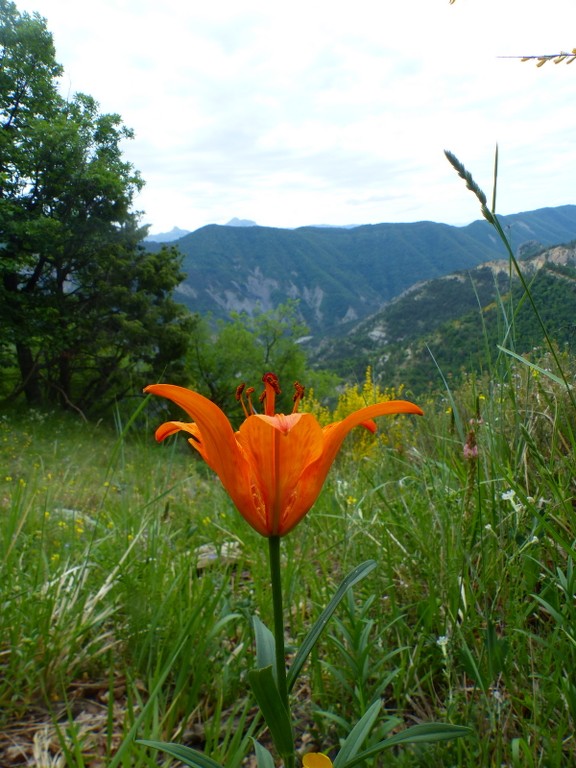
<box><xmin>187</xmin><ymin>301</ymin><xmax>310</xmax><ymax>420</ymax></box>
<box><xmin>0</xmin><ymin>1</ymin><xmax>193</xmax><ymax>412</ymax></box>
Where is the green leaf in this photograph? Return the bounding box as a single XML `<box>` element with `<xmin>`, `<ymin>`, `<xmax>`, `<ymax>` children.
<box><xmin>248</xmin><ymin>666</ymin><xmax>294</xmax><ymax>758</ymax></box>
<box><xmin>380</xmin><ymin>723</ymin><xmax>473</xmax><ymax>746</ymax></box>
<box><xmin>459</xmin><ymin>642</ymin><xmax>488</xmax><ymax>692</ymax></box>
<box><xmin>287</xmin><ymin>559</ymin><xmax>377</xmax><ymax>691</ymax></box>
<box><xmin>333</xmin><ymin>699</ymin><xmax>381</xmax><ymax>768</ymax></box>
<box><xmin>339</xmin><ymin>723</ymin><xmax>473</xmax><ymax>768</ymax></box>
<box><xmin>136</xmin><ymin>740</ymin><xmax>224</xmax><ymax>768</ymax></box>
<box><xmin>253</xmin><ymin>615</ymin><xmax>276</xmax><ymax>675</ymax></box>
<box><xmin>252</xmin><ymin>739</ymin><xmax>276</xmax><ymax>768</ymax></box>
<box><xmin>485</xmin><ymin>619</ymin><xmax>508</xmax><ymax>681</ymax></box>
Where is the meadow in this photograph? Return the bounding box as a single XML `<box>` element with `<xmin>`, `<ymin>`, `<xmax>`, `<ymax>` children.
<box><xmin>1</xmin><ymin>348</ymin><xmax>575</xmax><ymax>767</ymax></box>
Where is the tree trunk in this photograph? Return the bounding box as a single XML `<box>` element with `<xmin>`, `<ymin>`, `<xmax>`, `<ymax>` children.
<box><xmin>15</xmin><ymin>341</ymin><xmax>42</xmax><ymax>404</ymax></box>
<box><xmin>58</xmin><ymin>350</ymin><xmax>72</xmax><ymax>408</ymax></box>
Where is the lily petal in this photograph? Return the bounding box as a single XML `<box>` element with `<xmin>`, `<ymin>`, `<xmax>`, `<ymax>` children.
<box><xmin>322</xmin><ymin>400</ymin><xmax>424</xmax><ymax>472</ymax></box>
<box><xmin>144</xmin><ymin>384</ymin><xmax>257</xmax><ymax>525</ymax></box>
<box><xmin>155</xmin><ymin>420</ymin><xmax>208</xmax><ymax>461</ymax></box>
<box><xmin>288</xmin><ymin>400</ymin><xmax>424</xmax><ymax>530</ymax></box>
<box><xmin>237</xmin><ymin>413</ymin><xmax>324</xmax><ymax>534</ymax></box>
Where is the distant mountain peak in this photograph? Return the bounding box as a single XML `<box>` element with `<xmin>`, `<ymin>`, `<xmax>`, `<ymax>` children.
<box><xmin>145</xmin><ymin>226</ymin><xmax>191</xmax><ymax>243</ymax></box>
<box><xmin>225</xmin><ymin>218</ymin><xmax>257</xmax><ymax>227</ymax></box>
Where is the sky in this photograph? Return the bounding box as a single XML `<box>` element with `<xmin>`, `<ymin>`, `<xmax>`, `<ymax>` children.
<box><xmin>15</xmin><ymin>0</ymin><xmax>576</xmax><ymax>234</ymax></box>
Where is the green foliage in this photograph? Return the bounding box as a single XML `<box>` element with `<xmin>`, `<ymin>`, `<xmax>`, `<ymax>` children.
<box><xmin>0</xmin><ymin>3</ymin><xmax>193</xmax><ymax>413</ymax></box>
<box><xmin>0</xmin><ymin>0</ymin><xmax>62</xmax><ymax>127</ymax></box>
<box><xmin>186</xmin><ymin>301</ymin><xmax>309</xmax><ymax>417</ymax></box>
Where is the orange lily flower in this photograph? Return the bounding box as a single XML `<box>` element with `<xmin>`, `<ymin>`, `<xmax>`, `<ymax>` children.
<box><xmin>144</xmin><ymin>374</ymin><xmax>423</xmax><ymax>537</ymax></box>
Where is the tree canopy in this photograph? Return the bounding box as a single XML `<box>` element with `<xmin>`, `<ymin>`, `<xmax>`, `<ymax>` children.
<box><xmin>187</xmin><ymin>302</ymin><xmax>309</xmax><ymax>418</ymax></box>
<box><xmin>0</xmin><ymin>0</ymin><xmax>194</xmax><ymax>413</ymax></box>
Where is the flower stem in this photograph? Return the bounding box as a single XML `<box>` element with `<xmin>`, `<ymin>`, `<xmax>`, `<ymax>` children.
<box><xmin>268</xmin><ymin>534</ymin><xmax>289</xmax><ymax>707</ymax></box>
<box><xmin>268</xmin><ymin>534</ymin><xmax>293</xmax><ymax>766</ymax></box>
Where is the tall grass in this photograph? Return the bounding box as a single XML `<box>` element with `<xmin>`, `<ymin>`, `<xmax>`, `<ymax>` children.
<box><xmin>1</xmin><ymin>272</ymin><xmax>575</xmax><ymax>765</ymax></box>
<box><xmin>0</xmin><ymin>410</ymin><xmax>258</xmax><ymax>766</ymax></box>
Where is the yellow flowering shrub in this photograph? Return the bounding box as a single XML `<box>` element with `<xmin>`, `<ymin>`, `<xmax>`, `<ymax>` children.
<box><xmin>305</xmin><ymin>367</ymin><xmax>414</xmax><ymax>460</ymax></box>
<box><xmin>300</xmin><ymin>388</ymin><xmax>332</xmax><ymax>427</ymax></box>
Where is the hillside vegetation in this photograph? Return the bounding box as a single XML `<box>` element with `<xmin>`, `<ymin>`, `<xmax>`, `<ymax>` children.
<box><xmin>316</xmin><ymin>243</ymin><xmax>576</xmax><ymax>390</ymax></box>
<box><xmin>145</xmin><ymin>206</ymin><xmax>576</xmax><ymax>338</ymax></box>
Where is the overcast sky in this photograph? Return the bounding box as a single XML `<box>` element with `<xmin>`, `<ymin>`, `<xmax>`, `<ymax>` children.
<box><xmin>15</xmin><ymin>0</ymin><xmax>576</xmax><ymax>234</ymax></box>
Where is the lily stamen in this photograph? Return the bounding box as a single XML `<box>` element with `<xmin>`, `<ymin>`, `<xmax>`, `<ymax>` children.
<box><xmin>245</xmin><ymin>387</ymin><xmax>255</xmax><ymax>415</ymax></box>
<box><xmin>260</xmin><ymin>372</ymin><xmax>281</xmax><ymax>416</ymax></box>
<box><xmin>236</xmin><ymin>383</ymin><xmax>257</xmax><ymax>417</ymax></box>
<box><xmin>236</xmin><ymin>383</ymin><xmax>249</xmax><ymax>419</ymax></box>
<box><xmin>292</xmin><ymin>381</ymin><xmax>305</xmax><ymax>413</ymax></box>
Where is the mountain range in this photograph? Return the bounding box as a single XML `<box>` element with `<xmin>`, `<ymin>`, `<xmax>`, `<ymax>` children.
<box><xmin>145</xmin><ymin>205</ymin><xmax>576</xmax><ymax>346</ymax></box>
<box><xmin>145</xmin><ymin>226</ymin><xmax>191</xmax><ymax>243</ymax></box>
<box><xmin>145</xmin><ymin>218</ymin><xmax>258</xmax><ymax>242</ymax></box>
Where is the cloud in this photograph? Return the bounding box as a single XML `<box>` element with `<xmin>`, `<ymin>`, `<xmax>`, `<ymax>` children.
<box><xmin>17</xmin><ymin>0</ymin><xmax>576</xmax><ymax>232</ymax></box>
